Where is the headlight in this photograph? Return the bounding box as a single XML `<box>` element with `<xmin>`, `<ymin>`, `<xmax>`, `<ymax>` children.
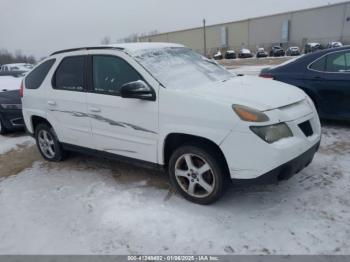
<box><xmin>0</xmin><ymin>104</ymin><xmax>22</xmax><ymax>110</ymax></box>
<box><xmin>250</xmin><ymin>123</ymin><xmax>293</xmax><ymax>144</ymax></box>
<box><xmin>232</xmin><ymin>105</ymin><xmax>269</xmax><ymax>122</ymax></box>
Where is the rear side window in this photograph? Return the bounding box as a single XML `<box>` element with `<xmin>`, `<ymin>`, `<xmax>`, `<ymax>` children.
<box><xmin>326</xmin><ymin>51</ymin><xmax>350</xmax><ymax>72</ymax></box>
<box><xmin>310</xmin><ymin>57</ymin><xmax>326</xmax><ymax>71</ymax></box>
<box><xmin>53</xmin><ymin>56</ymin><xmax>85</xmax><ymax>91</ymax></box>
<box><xmin>92</xmin><ymin>55</ymin><xmax>142</xmax><ymax>96</ymax></box>
<box><xmin>25</xmin><ymin>59</ymin><xmax>55</xmax><ymax>89</ymax></box>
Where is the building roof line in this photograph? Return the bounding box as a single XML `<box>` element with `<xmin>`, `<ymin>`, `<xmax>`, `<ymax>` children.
<box><xmin>141</xmin><ymin>1</ymin><xmax>350</xmax><ymax>38</ymax></box>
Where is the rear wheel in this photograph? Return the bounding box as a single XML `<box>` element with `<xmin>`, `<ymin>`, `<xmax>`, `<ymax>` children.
<box><xmin>35</xmin><ymin>123</ymin><xmax>64</xmax><ymax>162</ymax></box>
<box><xmin>168</xmin><ymin>144</ymin><xmax>228</xmax><ymax>205</ymax></box>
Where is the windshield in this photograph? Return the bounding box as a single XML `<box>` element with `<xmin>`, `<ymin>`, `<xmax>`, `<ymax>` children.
<box><xmin>134</xmin><ymin>47</ymin><xmax>235</xmax><ymax>89</ymax></box>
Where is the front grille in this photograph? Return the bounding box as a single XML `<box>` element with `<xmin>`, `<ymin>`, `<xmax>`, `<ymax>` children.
<box><xmin>299</xmin><ymin>121</ymin><xmax>313</xmax><ymax>137</ymax></box>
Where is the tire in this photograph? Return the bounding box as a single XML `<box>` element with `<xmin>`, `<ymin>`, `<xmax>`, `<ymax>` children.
<box><xmin>35</xmin><ymin>123</ymin><xmax>65</xmax><ymax>162</ymax></box>
<box><xmin>168</xmin><ymin>143</ymin><xmax>228</xmax><ymax>205</ymax></box>
<box><xmin>0</xmin><ymin>117</ymin><xmax>7</xmax><ymax>135</ymax></box>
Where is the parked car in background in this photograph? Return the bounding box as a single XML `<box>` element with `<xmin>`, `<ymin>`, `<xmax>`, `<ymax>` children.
<box><xmin>0</xmin><ymin>63</ymin><xmax>33</xmax><ymax>73</ymax></box>
<box><xmin>0</xmin><ymin>89</ymin><xmax>24</xmax><ymax>134</ymax></box>
<box><xmin>0</xmin><ymin>70</ymin><xmax>27</xmax><ymax>77</ymax></box>
<box><xmin>22</xmin><ymin>43</ymin><xmax>321</xmax><ymax>204</ymax></box>
<box><xmin>213</xmin><ymin>50</ymin><xmax>223</xmax><ymax>60</ymax></box>
<box><xmin>0</xmin><ymin>73</ymin><xmax>25</xmax><ymax>134</ymax></box>
<box><xmin>256</xmin><ymin>48</ymin><xmax>268</xmax><ymax>58</ymax></box>
<box><xmin>270</xmin><ymin>46</ymin><xmax>285</xmax><ymax>57</ymax></box>
<box><xmin>327</xmin><ymin>41</ymin><xmax>343</xmax><ymax>49</ymax></box>
<box><xmin>286</xmin><ymin>46</ymin><xmax>301</xmax><ymax>56</ymax></box>
<box><xmin>304</xmin><ymin>43</ymin><xmax>323</xmax><ymax>54</ymax></box>
<box><xmin>238</xmin><ymin>48</ymin><xmax>253</xmax><ymax>58</ymax></box>
<box><xmin>260</xmin><ymin>46</ymin><xmax>350</xmax><ymax>121</ymax></box>
<box><xmin>225</xmin><ymin>50</ymin><xmax>236</xmax><ymax>59</ymax></box>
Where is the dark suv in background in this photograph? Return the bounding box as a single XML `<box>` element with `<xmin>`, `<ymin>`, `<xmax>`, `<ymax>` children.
<box><xmin>270</xmin><ymin>46</ymin><xmax>285</xmax><ymax>57</ymax></box>
<box><xmin>304</xmin><ymin>43</ymin><xmax>323</xmax><ymax>54</ymax></box>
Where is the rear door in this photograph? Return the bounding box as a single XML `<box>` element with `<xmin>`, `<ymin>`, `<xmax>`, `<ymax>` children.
<box><xmin>321</xmin><ymin>50</ymin><xmax>350</xmax><ymax>118</ymax></box>
<box><xmin>306</xmin><ymin>50</ymin><xmax>350</xmax><ymax>118</ymax></box>
<box><xmin>46</xmin><ymin>54</ymin><xmax>93</xmax><ymax>148</ymax></box>
<box><xmin>85</xmin><ymin>51</ymin><xmax>159</xmax><ymax>163</ymax></box>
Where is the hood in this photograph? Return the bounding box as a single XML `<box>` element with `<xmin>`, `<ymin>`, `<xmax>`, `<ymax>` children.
<box><xmin>180</xmin><ymin>76</ymin><xmax>306</xmax><ymax>111</ymax></box>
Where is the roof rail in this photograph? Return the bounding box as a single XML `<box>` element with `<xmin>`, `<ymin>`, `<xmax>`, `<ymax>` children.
<box><xmin>50</xmin><ymin>46</ymin><xmax>124</xmax><ymax>56</ymax></box>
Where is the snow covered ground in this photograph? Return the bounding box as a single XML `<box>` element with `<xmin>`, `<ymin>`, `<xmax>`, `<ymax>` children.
<box><xmin>0</xmin><ymin>124</ymin><xmax>349</xmax><ymax>255</ymax></box>
<box><xmin>230</xmin><ymin>66</ymin><xmax>268</xmax><ymax>76</ymax></box>
<box><xmin>0</xmin><ymin>134</ymin><xmax>34</xmax><ymax>155</ymax></box>
<box><xmin>0</xmin><ymin>65</ymin><xmax>349</xmax><ymax>255</ymax></box>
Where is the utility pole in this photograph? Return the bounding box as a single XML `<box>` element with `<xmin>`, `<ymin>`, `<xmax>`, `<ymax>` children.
<box><xmin>203</xmin><ymin>19</ymin><xmax>207</xmax><ymax>57</ymax></box>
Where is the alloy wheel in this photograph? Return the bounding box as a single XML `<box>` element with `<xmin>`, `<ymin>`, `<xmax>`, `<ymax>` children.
<box><xmin>174</xmin><ymin>153</ymin><xmax>215</xmax><ymax>198</ymax></box>
<box><xmin>38</xmin><ymin>129</ymin><xmax>56</xmax><ymax>159</ymax></box>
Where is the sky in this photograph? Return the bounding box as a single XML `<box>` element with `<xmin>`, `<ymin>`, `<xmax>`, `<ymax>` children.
<box><xmin>0</xmin><ymin>0</ymin><xmax>347</xmax><ymax>58</ymax></box>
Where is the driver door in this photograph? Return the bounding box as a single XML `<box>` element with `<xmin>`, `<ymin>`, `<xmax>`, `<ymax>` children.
<box><xmin>85</xmin><ymin>51</ymin><xmax>159</xmax><ymax>163</ymax></box>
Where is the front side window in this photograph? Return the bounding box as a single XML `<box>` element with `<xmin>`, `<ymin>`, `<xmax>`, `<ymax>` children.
<box><xmin>92</xmin><ymin>55</ymin><xmax>142</xmax><ymax>95</ymax></box>
<box><xmin>326</xmin><ymin>51</ymin><xmax>350</xmax><ymax>72</ymax></box>
<box><xmin>25</xmin><ymin>59</ymin><xmax>55</xmax><ymax>89</ymax></box>
<box><xmin>53</xmin><ymin>56</ymin><xmax>85</xmax><ymax>91</ymax></box>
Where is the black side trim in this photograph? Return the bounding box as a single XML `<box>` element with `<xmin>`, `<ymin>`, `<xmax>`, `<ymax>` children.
<box><xmin>233</xmin><ymin>140</ymin><xmax>321</xmax><ymax>186</ymax></box>
<box><xmin>61</xmin><ymin>143</ymin><xmax>164</xmax><ymax>171</ymax></box>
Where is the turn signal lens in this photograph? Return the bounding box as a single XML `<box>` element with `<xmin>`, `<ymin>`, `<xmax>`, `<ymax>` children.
<box><xmin>232</xmin><ymin>105</ymin><xmax>269</xmax><ymax>122</ymax></box>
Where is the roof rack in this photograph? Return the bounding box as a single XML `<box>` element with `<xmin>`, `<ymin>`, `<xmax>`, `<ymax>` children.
<box><xmin>50</xmin><ymin>46</ymin><xmax>124</xmax><ymax>56</ymax></box>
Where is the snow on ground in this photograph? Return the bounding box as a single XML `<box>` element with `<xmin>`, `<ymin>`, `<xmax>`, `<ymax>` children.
<box><xmin>0</xmin><ymin>134</ymin><xmax>34</xmax><ymax>155</ymax></box>
<box><xmin>0</xmin><ymin>124</ymin><xmax>349</xmax><ymax>255</ymax></box>
<box><xmin>0</xmin><ymin>76</ymin><xmax>22</xmax><ymax>92</ymax></box>
<box><xmin>230</xmin><ymin>66</ymin><xmax>269</xmax><ymax>76</ymax></box>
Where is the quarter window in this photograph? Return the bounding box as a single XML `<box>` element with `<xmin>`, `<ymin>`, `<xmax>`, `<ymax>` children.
<box><xmin>310</xmin><ymin>57</ymin><xmax>326</xmax><ymax>71</ymax></box>
<box><xmin>326</xmin><ymin>51</ymin><xmax>350</xmax><ymax>72</ymax></box>
<box><xmin>53</xmin><ymin>56</ymin><xmax>85</xmax><ymax>91</ymax></box>
<box><xmin>92</xmin><ymin>55</ymin><xmax>142</xmax><ymax>95</ymax></box>
<box><xmin>25</xmin><ymin>59</ymin><xmax>55</xmax><ymax>89</ymax></box>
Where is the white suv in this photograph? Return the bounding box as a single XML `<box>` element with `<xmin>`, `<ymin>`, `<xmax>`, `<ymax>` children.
<box><xmin>21</xmin><ymin>43</ymin><xmax>321</xmax><ymax>204</ymax></box>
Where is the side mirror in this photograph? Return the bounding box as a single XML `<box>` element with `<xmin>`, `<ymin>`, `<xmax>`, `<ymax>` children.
<box><xmin>120</xmin><ymin>80</ymin><xmax>156</xmax><ymax>101</ymax></box>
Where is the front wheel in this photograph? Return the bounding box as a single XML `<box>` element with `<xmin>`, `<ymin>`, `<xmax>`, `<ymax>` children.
<box><xmin>35</xmin><ymin>123</ymin><xmax>65</xmax><ymax>162</ymax></box>
<box><xmin>168</xmin><ymin>144</ymin><xmax>228</xmax><ymax>205</ymax></box>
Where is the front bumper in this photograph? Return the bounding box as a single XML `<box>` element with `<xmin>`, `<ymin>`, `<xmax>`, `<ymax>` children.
<box><xmin>233</xmin><ymin>140</ymin><xmax>320</xmax><ymax>185</ymax></box>
<box><xmin>220</xmin><ymin>106</ymin><xmax>321</xmax><ymax>180</ymax></box>
<box><xmin>0</xmin><ymin>109</ymin><xmax>24</xmax><ymax>131</ymax></box>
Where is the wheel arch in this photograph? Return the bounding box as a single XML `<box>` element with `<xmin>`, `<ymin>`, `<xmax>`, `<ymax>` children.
<box><xmin>31</xmin><ymin>115</ymin><xmax>52</xmax><ymax>133</ymax></box>
<box><xmin>162</xmin><ymin>133</ymin><xmax>230</xmax><ymax>174</ymax></box>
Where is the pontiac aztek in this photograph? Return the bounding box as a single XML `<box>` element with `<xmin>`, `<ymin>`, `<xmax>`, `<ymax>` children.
<box><xmin>22</xmin><ymin>43</ymin><xmax>321</xmax><ymax>204</ymax></box>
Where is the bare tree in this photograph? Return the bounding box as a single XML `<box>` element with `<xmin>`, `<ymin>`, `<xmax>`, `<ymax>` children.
<box><xmin>117</xmin><ymin>33</ymin><xmax>139</xmax><ymax>43</ymax></box>
<box><xmin>0</xmin><ymin>49</ymin><xmax>37</xmax><ymax>65</ymax></box>
<box><xmin>101</xmin><ymin>36</ymin><xmax>111</xmax><ymax>45</ymax></box>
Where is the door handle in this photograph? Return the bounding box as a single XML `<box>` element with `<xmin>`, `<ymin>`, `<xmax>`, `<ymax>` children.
<box><xmin>313</xmin><ymin>76</ymin><xmax>323</xmax><ymax>80</ymax></box>
<box><xmin>89</xmin><ymin>107</ymin><xmax>101</xmax><ymax>113</ymax></box>
<box><xmin>47</xmin><ymin>101</ymin><xmax>57</xmax><ymax>106</ymax></box>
